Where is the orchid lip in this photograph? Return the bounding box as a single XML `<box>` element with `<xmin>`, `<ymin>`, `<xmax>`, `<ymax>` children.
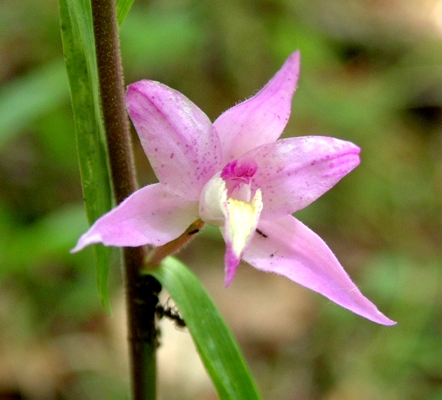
<box><xmin>199</xmin><ymin>156</ymin><xmax>261</xmax><ymax>227</ymax></box>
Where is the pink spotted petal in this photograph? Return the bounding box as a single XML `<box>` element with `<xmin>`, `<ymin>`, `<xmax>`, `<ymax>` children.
<box><xmin>126</xmin><ymin>81</ymin><xmax>222</xmax><ymax>199</ymax></box>
<box><xmin>71</xmin><ymin>184</ymin><xmax>199</xmax><ymax>252</ymax></box>
<box><xmin>214</xmin><ymin>51</ymin><xmax>300</xmax><ymax>163</ymax></box>
<box><xmin>242</xmin><ymin>136</ymin><xmax>360</xmax><ymax>220</ymax></box>
<box><xmin>243</xmin><ymin>216</ymin><xmax>396</xmax><ymax>325</ymax></box>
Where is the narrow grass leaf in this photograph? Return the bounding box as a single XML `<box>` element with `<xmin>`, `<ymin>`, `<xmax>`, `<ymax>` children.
<box><xmin>116</xmin><ymin>0</ymin><xmax>135</xmax><ymax>26</ymax></box>
<box><xmin>149</xmin><ymin>257</ymin><xmax>261</xmax><ymax>400</ymax></box>
<box><xmin>59</xmin><ymin>0</ymin><xmax>114</xmax><ymax>312</ymax></box>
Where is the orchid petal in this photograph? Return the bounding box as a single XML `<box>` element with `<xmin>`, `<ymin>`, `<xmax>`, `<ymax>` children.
<box><xmin>214</xmin><ymin>52</ymin><xmax>300</xmax><ymax>162</ymax></box>
<box><xmin>243</xmin><ymin>216</ymin><xmax>396</xmax><ymax>325</ymax></box>
<box><xmin>126</xmin><ymin>81</ymin><xmax>222</xmax><ymax>199</ymax></box>
<box><xmin>71</xmin><ymin>184</ymin><xmax>199</xmax><ymax>252</ymax></box>
<box><xmin>223</xmin><ymin>189</ymin><xmax>263</xmax><ymax>286</ymax></box>
<box><xmin>241</xmin><ymin>136</ymin><xmax>360</xmax><ymax>220</ymax></box>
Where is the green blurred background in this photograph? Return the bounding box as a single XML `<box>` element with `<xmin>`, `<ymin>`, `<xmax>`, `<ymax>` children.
<box><xmin>1</xmin><ymin>0</ymin><xmax>441</xmax><ymax>398</ymax></box>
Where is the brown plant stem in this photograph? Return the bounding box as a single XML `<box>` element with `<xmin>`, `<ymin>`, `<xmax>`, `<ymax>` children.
<box><xmin>91</xmin><ymin>0</ymin><xmax>160</xmax><ymax>398</ymax></box>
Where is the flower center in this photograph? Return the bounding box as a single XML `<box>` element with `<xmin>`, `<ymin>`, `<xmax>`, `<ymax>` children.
<box><xmin>220</xmin><ymin>158</ymin><xmax>258</xmax><ymax>202</ymax></box>
<box><xmin>221</xmin><ymin>158</ymin><xmax>257</xmax><ymax>183</ymax></box>
<box><xmin>199</xmin><ymin>157</ymin><xmax>263</xmax><ymax>278</ymax></box>
<box><xmin>199</xmin><ymin>158</ymin><xmax>261</xmax><ymax>226</ymax></box>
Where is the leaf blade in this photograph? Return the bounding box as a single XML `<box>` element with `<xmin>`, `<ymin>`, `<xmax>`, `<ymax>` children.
<box><xmin>59</xmin><ymin>0</ymin><xmax>114</xmax><ymax>312</ymax></box>
<box><xmin>149</xmin><ymin>257</ymin><xmax>261</xmax><ymax>400</ymax></box>
<box><xmin>116</xmin><ymin>0</ymin><xmax>135</xmax><ymax>26</ymax></box>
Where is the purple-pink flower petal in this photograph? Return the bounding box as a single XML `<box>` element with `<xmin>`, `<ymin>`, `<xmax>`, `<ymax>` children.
<box><xmin>239</xmin><ymin>136</ymin><xmax>360</xmax><ymax>220</ymax></box>
<box><xmin>72</xmin><ymin>184</ymin><xmax>199</xmax><ymax>252</ymax></box>
<box><xmin>213</xmin><ymin>51</ymin><xmax>300</xmax><ymax>163</ymax></box>
<box><xmin>127</xmin><ymin>81</ymin><xmax>222</xmax><ymax>199</ymax></box>
<box><xmin>243</xmin><ymin>216</ymin><xmax>396</xmax><ymax>325</ymax></box>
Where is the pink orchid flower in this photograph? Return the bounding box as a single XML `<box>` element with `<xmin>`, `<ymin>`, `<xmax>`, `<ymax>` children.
<box><xmin>73</xmin><ymin>51</ymin><xmax>395</xmax><ymax>325</ymax></box>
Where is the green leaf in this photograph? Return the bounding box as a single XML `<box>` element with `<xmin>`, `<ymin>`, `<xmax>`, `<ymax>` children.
<box><xmin>149</xmin><ymin>257</ymin><xmax>262</xmax><ymax>400</ymax></box>
<box><xmin>59</xmin><ymin>0</ymin><xmax>114</xmax><ymax>312</ymax></box>
<box><xmin>116</xmin><ymin>0</ymin><xmax>135</xmax><ymax>26</ymax></box>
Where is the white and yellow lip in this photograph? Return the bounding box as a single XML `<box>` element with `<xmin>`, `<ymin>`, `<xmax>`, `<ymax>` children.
<box><xmin>223</xmin><ymin>188</ymin><xmax>263</xmax><ymax>285</ymax></box>
<box><xmin>199</xmin><ymin>171</ymin><xmax>263</xmax><ymax>285</ymax></box>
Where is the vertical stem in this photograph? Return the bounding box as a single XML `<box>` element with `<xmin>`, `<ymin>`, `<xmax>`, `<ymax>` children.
<box><xmin>90</xmin><ymin>1</ymin><xmax>160</xmax><ymax>398</ymax></box>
